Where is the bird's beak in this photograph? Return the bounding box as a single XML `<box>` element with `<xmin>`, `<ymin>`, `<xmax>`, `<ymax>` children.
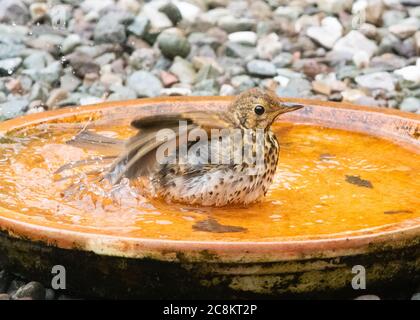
<box><xmin>279</xmin><ymin>102</ymin><xmax>305</xmax><ymax>113</ymax></box>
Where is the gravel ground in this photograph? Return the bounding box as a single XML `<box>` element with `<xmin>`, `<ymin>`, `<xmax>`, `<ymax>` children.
<box><xmin>0</xmin><ymin>0</ymin><xmax>419</xmax><ymax>299</ymax></box>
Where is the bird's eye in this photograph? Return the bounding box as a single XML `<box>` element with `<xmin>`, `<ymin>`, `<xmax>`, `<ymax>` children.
<box><xmin>254</xmin><ymin>105</ymin><xmax>265</xmax><ymax>115</ymax></box>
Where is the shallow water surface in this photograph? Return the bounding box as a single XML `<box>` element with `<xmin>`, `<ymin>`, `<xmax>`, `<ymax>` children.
<box><xmin>0</xmin><ymin>122</ymin><xmax>418</xmax><ymax>241</ymax></box>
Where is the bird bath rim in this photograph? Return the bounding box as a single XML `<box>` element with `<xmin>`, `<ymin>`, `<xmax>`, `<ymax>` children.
<box><xmin>0</xmin><ymin>96</ymin><xmax>419</xmax><ymax>264</ymax></box>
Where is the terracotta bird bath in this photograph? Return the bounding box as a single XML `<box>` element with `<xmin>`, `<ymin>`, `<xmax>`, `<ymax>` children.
<box><xmin>0</xmin><ymin>96</ymin><xmax>419</xmax><ymax>298</ymax></box>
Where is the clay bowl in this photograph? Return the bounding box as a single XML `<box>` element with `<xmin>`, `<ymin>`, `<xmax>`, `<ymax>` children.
<box><xmin>0</xmin><ymin>96</ymin><xmax>419</xmax><ymax>299</ymax></box>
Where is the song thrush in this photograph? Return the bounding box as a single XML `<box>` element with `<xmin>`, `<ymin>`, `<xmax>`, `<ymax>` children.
<box><xmin>61</xmin><ymin>88</ymin><xmax>304</xmax><ymax>207</ymax></box>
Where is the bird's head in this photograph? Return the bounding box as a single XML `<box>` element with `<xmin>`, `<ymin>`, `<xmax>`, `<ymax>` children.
<box><xmin>229</xmin><ymin>88</ymin><xmax>304</xmax><ymax>130</ymax></box>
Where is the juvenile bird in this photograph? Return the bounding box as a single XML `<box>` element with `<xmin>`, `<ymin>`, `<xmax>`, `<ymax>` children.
<box><xmin>60</xmin><ymin>88</ymin><xmax>303</xmax><ymax>207</ymax></box>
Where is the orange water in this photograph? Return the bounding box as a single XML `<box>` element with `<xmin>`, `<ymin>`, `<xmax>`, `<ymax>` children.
<box><xmin>0</xmin><ymin>122</ymin><xmax>418</xmax><ymax>241</ymax></box>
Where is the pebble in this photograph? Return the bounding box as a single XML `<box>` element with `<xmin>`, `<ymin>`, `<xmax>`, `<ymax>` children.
<box><xmin>94</xmin><ymin>13</ymin><xmax>127</xmax><ymax>44</ymax></box>
<box><xmin>29</xmin><ymin>2</ymin><xmax>48</xmax><ymax>21</ymax></box>
<box><xmin>127</xmin><ymin>16</ymin><xmax>150</xmax><ymax>37</ymax></box>
<box><xmin>231</xmin><ymin>75</ymin><xmax>255</xmax><ymax>91</ymax></box>
<box><xmin>0</xmin><ymin>99</ymin><xmax>29</xmax><ymax>120</ymax></box>
<box><xmin>60</xmin><ymin>72</ymin><xmax>81</xmax><ymax>92</ymax></box>
<box><xmin>306</xmin><ymin>17</ymin><xmax>343</xmax><ymax>49</ymax></box>
<box><xmin>157</xmin><ymin>28</ymin><xmax>191</xmax><ymax>59</ymax></box>
<box><xmin>355</xmin><ymin>72</ymin><xmax>396</xmax><ymax>91</ymax></box>
<box><xmin>370</xmin><ymin>53</ymin><xmax>407</xmax><ymax>71</ymax></box>
<box><xmin>257</xmin><ymin>33</ymin><xmax>283</xmax><ymax>60</ymax></box>
<box><xmin>0</xmin><ymin>0</ymin><xmax>30</xmax><ymax>25</ymax></box>
<box><xmin>159</xmin><ymin>2</ymin><xmax>183</xmax><ymax>25</ymax></box>
<box><xmin>23</xmin><ymin>61</ymin><xmax>62</xmax><ymax>85</ymax></box>
<box><xmin>0</xmin><ymin>57</ymin><xmax>22</xmax><ymax>76</ymax></box>
<box><xmin>333</xmin><ymin>30</ymin><xmax>378</xmax><ymax>60</ymax></box>
<box><xmin>276</xmin><ymin>78</ymin><xmax>312</xmax><ymax>98</ymax></box>
<box><xmin>61</xmin><ymin>34</ymin><xmax>82</xmax><ymax>55</ymax></box>
<box><xmin>169</xmin><ymin>56</ymin><xmax>196</xmax><ymax>84</ymax></box>
<box><xmin>218</xmin><ymin>16</ymin><xmax>255</xmax><ymax>33</ymax></box>
<box><xmin>46</xmin><ymin>88</ymin><xmax>69</xmax><ymax>109</ymax></box>
<box><xmin>108</xmin><ymin>84</ymin><xmax>137</xmax><ymax>101</ymax></box>
<box><xmin>161</xmin><ymin>87</ymin><xmax>192</xmax><ymax>96</ymax></box>
<box><xmin>389</xmin><ymin>17</ymin><xmax>420</xmax><ymax>39</ymax></box>
<box><xmin>394</xmin><ymin>59</ymin><xmax>420</xmax><ymax>83</ymax></box>
<box><xmin>228</xmin><ymin>31</ymin><xmax>257</xmax><ymax>46</ymax></box>
<box><xmin>127</xmin><ymin>70</ymin><xmax>162</xmax><ymax>97</ymax></box>
<box><xmin>225</xmin><ymin>42</ymin><xmax>256</xmax><ymax>60</ymax></box>
<box><xmin>399</xmin><ymin>97</ymin><xmax>420</xmax><ymax>112</ymax></box>
<box><xmin>66</xmin><ymin>52</ymin><xmax>99</xmax><ymax>79</ymax></box>
<box><xmin>411</xmin><ymin>293</ymin><xmax>420</xmax><ymax>300</ymax></box>
<box><xmin>246</xmin><ymin>59</ymin><xmax>277</xmax><ymax>78</ymax></box>
<box><xmin>11</xmin><ymin>281</ymin><xmax>45</xmax><ymax>300</ymax></box>
<box><xmin>142</xmin><ymin>5</ymin><xmax>173</xmax><ymax>30</ymax></box>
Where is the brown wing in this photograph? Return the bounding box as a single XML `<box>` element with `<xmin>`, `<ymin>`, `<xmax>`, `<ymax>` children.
<box><xmin>107</xmin><ymin>112</ymin><xmax>232</xmax><ymax>183</ymax></box>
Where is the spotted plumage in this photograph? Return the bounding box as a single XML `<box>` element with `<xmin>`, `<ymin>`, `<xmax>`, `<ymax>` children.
<box><xmin>61</xmin><ymin>88</ymin><xmax>303</xmax><ymax>207</ymax></box>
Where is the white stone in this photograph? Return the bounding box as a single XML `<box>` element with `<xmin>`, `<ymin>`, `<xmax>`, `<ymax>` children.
<box><xmin>355</xmin><ymin>72</ymin><xmax>396</xmax><ymax>91</ymax></box>
<box><xmin>389</xmin><ymin>17</ymin><xmax>420</xmax><ymax>39</ymax></box>
<box><xmin>306</xmin><ymin>16</ymin><xmax>343</xmax><ymax>49</ymax></box>
<box><xmin>257</xmin><ymin>33</ymin><xmax>282</xmax><ymax>60</ymax></box>
<box><xmin>173</xmin><ymin>0</ymin><xmax>202</xmax><ymax>23</ymax></box>
<box><xmin>228</xmin><ymin>31</ymin><xmax>257</xmax><ymax>45</ymax></box>
<box><xmin>394</xmin><ymin>59</ymin><xmax>420</xmax><ymax>84</ymax></box>
<box><xmin>333</xmin><ymin>30</ymin><xmax>378</xmax><ymax>60</ymax></box>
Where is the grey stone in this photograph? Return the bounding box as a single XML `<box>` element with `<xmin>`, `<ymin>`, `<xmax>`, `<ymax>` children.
<box><xmin>246</xmin><ymin>59</ymin><xmax>277</xmax><ymax>77</ymax></box>
<box><xmin>383</xmin><ymin>10</ymin><xmax>407</xmax><ymax>27</ymax></box>
<box><xmin>370</xmin><ymin>54</ymin><xmax>407</xmax><ymax>71</ymax></box>
<box><xmin>411</xmin><ymin>293</ymin><xmax>420</xmax><ymax>300</ymax></box>
<box><xmin>60</xmin><ymin>71</ymin><xmax>81</xmax><ymax>92</ymax></box>
<box><xmin>225</xmin><ymin>42</ymin><xmax>256</xmax><ymax>60</ymax></box>
<box><xmin>157</xmin><ymin>29</ymin><xmax>191</xmax><ymax>59</ymax></box>
<box><xmin>159</xmin><ymin>2</ymin><xmax>183</xmax><ymax>25</ymax></box>
<box><xmin>169</xmin><ymin>57</ymin><xmax>196</xmax><ymax>84</ymax></box>
<box><xmin>0</xmin><ymin>43</ymin><xmax>24</xmax><ymax>60</ymax></box>
<box><xmin>306</xmin><ymin>17</ymin><xmax>342</xmax><ymax>49</ymax></box>
<box><xmin>127</xmin><ymin>16</ymin><xmax>150</xmax><ymax>37</ymax></box>
<box><xmin>127</xmin><ymin>70</ymin><xmax>162</xmax><ymax>97</ymax></box>
<box><xmin>108</xmin><ymin>84</ymin><xmax>137</xmax><ymax>101</ymax></box>
<box><xmin>231</xmin><ymin>75</ymin><xmax>255</xmax><ymax>91</ymax></box>
<box><xmin>333</xmin><ymin>30</ymin><xmax>378</xmax><ymax>60</ymax></box>
<box><xmin>65</xmin><ymin>52</ymin><xmax>99</xmax><ymax>78</ymax></box>
<box><xmin>193</xmin><ymin>79</ymin><xmax>219</xmax><ymax>96</ymax></box>
<box><xmin>0</xmin><ymin>99</ymin><xmax>29</xmax><ymax>120</ymax></box>
<box><xmin>195</xmin><ymin>64</ymin><xmax>221</xmax><ymax>83</ymax></box>
<box><xmin>218</xmin><ymin>16</ymin><xmax>255</xmax><ymax>33</ymax></box>
<box><xmin>23</xmin><ymin>52</ymin><xmax>50</xmax><ymax>70</ymax></box>
<box><xmin>400</xmin><ymin>97</ymin><xmax>420</xmax><ymax>113</ymax></box>
<box><xmin>129</xmin><ymin>48</ymin><xmax>157</xmax><ymax>71</ymax></box>
<box><xmin>0</xmin><ymin>24</ymin><xmax>28</xmax><ymax>44</ymax></box>
<box><xmin>94</xmin><ymin>14</ymin><xmax>127</xmax><ymax>44</ymax></box>
<box><xmin>0</xmin><ymin>57</ymin><xmax>22</xmax><ymax>76</ymax></box>
<box><xmin>276</xmin><ymin>78</ymin><xmax>312</xmax><ymax>98</ymax></box>
<box><xmin>61</xmin><ymin>34</ymin><xmax>82</xmax><ymax>55</ymax></box>
<box><xmin>0</xmin><ymin>0</ymin><xmax>30</xmax><ymax>25</ymax></box>
<box><xmin>29</xmin><ymin>82</ymin><xmax>48</xmax><ymax>101</ymax></box>
<box><xmin>12</xmin><ymin>282</ymin><xmax>45</xmax><ymax>300</ymax></box>
<box><xmin>355</xmin><ymin>72</ymin><xmax>396</xmax><ymax>91</ymax></box>
<box><xmin>273</xmin><ymin>53</ymin><xmax>293</xmax><ymax>68</ymax></box>
<box><xmin>23</xmin><ymin>61</ymin><xmax>62</xmax><ymax>84</ymax></box>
